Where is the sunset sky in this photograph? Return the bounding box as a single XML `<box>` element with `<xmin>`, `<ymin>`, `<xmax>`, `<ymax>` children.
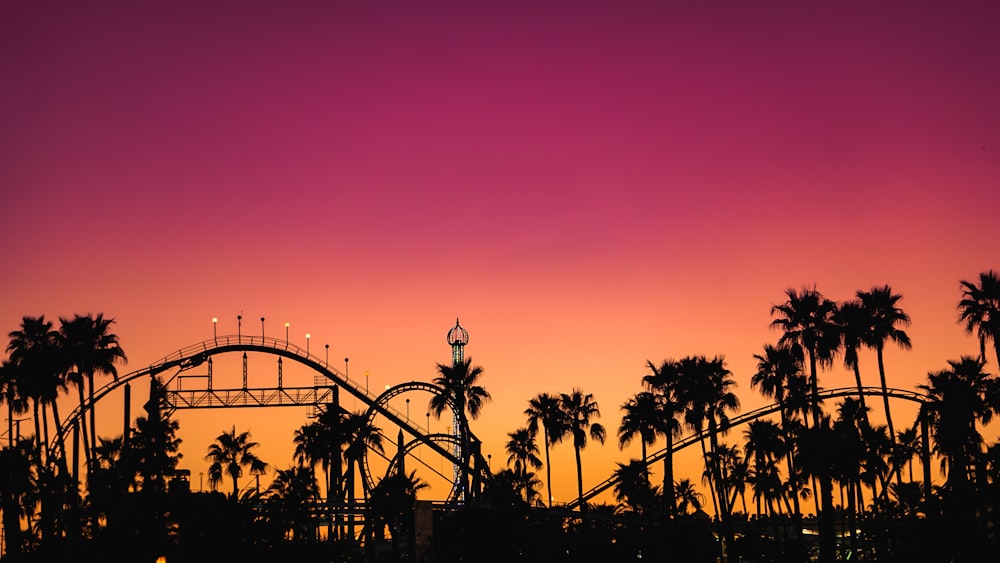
<box><xmin>2</xmin><ymin>1</ymin><xmax>999</xmax><ymax>508</ymax></box>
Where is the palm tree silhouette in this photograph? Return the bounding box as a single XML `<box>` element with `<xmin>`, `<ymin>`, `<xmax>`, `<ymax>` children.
<box><xmin>917</xmin><ymin>356</ymin><xmax>994</xmax><ymax>562</ymax></box>
<box><xmin>6</xmin><ymin>315</ymin><xmax>61</xmax><ymax>461</ymax></box>
<box><xmin>504</xmin><ymin>427</ymin><xmax>542</xmax><ymax>502</ymax></box>
<box><xmin>750</xmin><ymin>343</ymin><xmax>804</xmax><ymax>518</ymax></box>
<box><xmin>675</xmin><ymin>355</ymin><xmax>739</xmax><ymax>524</ymax></box>
<box><xmin>205</xmin><ymin>426</ymin><xmax>269</xmax><ymax>499</ymax></box>
<box><xmin>617</xmin><ymin>390</ymin><xmax>660</xmax><ymax>478</ymax></box>
<box><xmin>266</xmin><ymin>465</ymin><xmax>320</xmax><ymax>542</ymax></box>
<box><xmin>58</xmin><ymin>313</ymin><xmax>127</xmax><ymax>467</ymax></box>
<box><xmin>559</xmin><ymin>388</ymin><xmax>606</xmax><ymax>513</ymax></box>
<box><xmin>836</xmin><ymin>299</ymin><xmax>872</xmax><ymax>419</ymax></box>
<box><xmin>524</xmin><ymin>392</ymin><xmax>566</xmax><ymax>507</ymax></box>
<box><xmin>342</xmin><ymin>410</ymin><xmax>383</xmax><ymax>540</ymax></box>
<box><xmin>429</xmin><ymin>357</ymin><xmax>490</xmax><ymax>499</ymax></box>
<box><xmin>857</xmin><ymin>284</ymin><xmax>912</xmax><ymax>480</ymax></box>
<box><xmin>958</xmin><ymin>270</ymin><xmax>1000</xmax><ymax>367</ymax></box>
<box><xmin>770</xmin><ymin>286</ymin><xmax>840</xmax><ymax>563</ymax></box>
<box><xmin>642</xmin><ymin>358</ymin><xmax>684</xmax><ymax>517</ymax></box>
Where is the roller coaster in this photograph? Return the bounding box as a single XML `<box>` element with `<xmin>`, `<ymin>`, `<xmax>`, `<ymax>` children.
<box><xmin>47</xmin><ymin>331</ymin><xmax>932</xmax><ymax>514</ymax></box>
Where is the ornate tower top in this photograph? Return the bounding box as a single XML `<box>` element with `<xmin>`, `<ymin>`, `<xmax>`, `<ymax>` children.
<box><xmin>447</xmin><ymin>317</ymin><xmax>468</xmax><ymax>366</ymax></box>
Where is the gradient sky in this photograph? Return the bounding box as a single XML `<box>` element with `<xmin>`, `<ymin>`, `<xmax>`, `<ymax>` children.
<box><xmin>2</xmin><ymin>1</ymin><xmax>999</xmax><ymax>507</ymax></box>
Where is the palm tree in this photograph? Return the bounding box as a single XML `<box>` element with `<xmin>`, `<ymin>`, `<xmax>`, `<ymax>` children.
<box><xmin>205</xmin><ymin>426</ymin><xmax>269</xmax><ymax>499</ymax></box>
<box><xmin>342</xmin><ymin>410</ymin><xmax>383</xmax><ymax>539</ymax></box>
<box><xmin>674</xmin><ymin>478</ymin><xmax>705</xmax><ymax>515</ymax></box>
<box><xmin>368</xmin><ymin>469</ymin><xmax>428</xmax><ymax>558</ymax></box>
<box><xmin>917</xmin><ymin>356</ymin><xmax>994</xmax><ymax>561</ymax></box>
<box><xmin>743</xmin><ymin>419</ymin><xmax>790</xmax><ymax>517</ymax></box>
<box><xmin>857</xmin><ymin>285</ymin><xmax>912</xmax><ymax>470</ymax></box>
<box><xmin>675</xmin><ymin>355</ymin><xmax>740</xmax><ymax>522</ymax></box>
<box><xmin>958</xmin><ymin>270</ymin><xmax>1000</xmax><ymax>367</ymax></box>
<box><xmin>836</xmin><ymin>299</ymin><xmax>872</xmax><ymax>419</ymax></box>
<box><xmin>559</xmin><ymin>388</ymin><xmax>606</xmax><ymax>513</ymax></box>
<box><xmin>6</xmin><ymin>316</ymin><xmax>61</xmax><ymax>460</ymax></box>
<box><xmin>58</xmin><ymin>313</ymin><xmax>127</xmax><ymax>466</ymax></box>
<box><xmin>504</xmin><ymin>427</ymin><xmax>542</xmax><ymax>502</ymax></box>
<box><xmin>918</xmin><ymin>357</ymin><xmax>994</xmax><ymax>494</ymax></box>
<box><xmin>750</xmin><ymin>343</ymin><xmax>804</xmax><ymax>517</ymax></box>
<box><xmin>612</xmin><ymin>459</ymin><xmax>659</xmax><ymax>516</ymax></box>
<box><xmin>617</xmin><ymin>391</ymin><xmax>661</xmax><ymax>474</ymax></box>
<box><xmin>428</xmin><ymin>357</ymin><xmax>490</xmax><ymax>499</ymax></box>
<box><xmin>642</xmin><ymin>358</ymin><xmax>684</xmax><ymax>517</ymax></box>
<box><xmin>770</xmin><ymin>286</ymin><xmax>840</xmax><ymax>563</ymax></box>
<box><xmin>524</xmin><ymin>392</ymin><xmax>566</xmax><ymax>507</ymax></box>
<box><xmin>266</xmin><ymin>465</ymin><xmax>321</xmax><ymax>542</ymax></box>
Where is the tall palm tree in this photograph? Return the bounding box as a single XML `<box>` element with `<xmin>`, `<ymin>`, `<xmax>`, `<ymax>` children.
<box><xmin>770</xmin><ymin>286</ymin><xmax>840</xmax><ymax>563</ymax></box>
<box><xmin>524</xmin><ymin>392</ymin><xmax>566</xmax><ymax>507</ymax></box>
<box><xmin>642</xmin><ymin>358</ymin><xmax>684</xmax><ymax>517</ymax></box>
<box><xmin>676</xmin><ymin>355</ymin><xmax>740</xmax><ymax>523</ymax></box>
<box><xmin>836</xmin><ymin>299</ymin><xmax>872</xmax><ymax>418</ymax></box>
<box><xmin>918</xmin><ymin>356</ymin><xmax>994</xmax><ymax>494</ymax></box>
<box><xmin>205</xmin><ymin>426</ymin><xmax>269</xmax><ymax>499</ymax></box>
<box><xmin>743</xmin><ymin>419</ymin><xmax>790</xmax><ymax>517</ymax></box>
<box><xmin>857</xmin><ymin>285</ymin><xmax>912</xmax><ymax>468</ymax></box>
<box><xmin>617</xmin><ymin>390</ymin><xmax>661</xmax><ymax>473</ymax></box>
<box><xmin>58</xmin><ymin>313</ymin><xmax>127</xmax><ymax>466</ymax></box>
<box><xmin>342</xmin><ymin>410</ymin><xmax>383</xmax><ymax>540</ymax></box>
<box><xmin>428</xmin><ymin>357</ymin><xmax>490</xmax><ymax>499</ymax></box>
<box><xmin>504</xmin><ymin>427</ymin><xmax>542</xmax><ymax>502</ymax></box>
<box><xmin>958</xmin><ymin>270</ymin><xmax>1000</xmax><ymax>367</ymax></box>
<box><xmin>559</xmin><ymin>388</ymin><xmax>606</xmax><ymax>513</ymax></box>
<box><xmin>750</xmin><ymin>343</ymin><xmax>804</xmax><ymax>517</ymax></box>
<box><xmin>917</xmin><ymin>356</ymin><xmax>995</xmax><ymax>562</ymax></box>
<box><xmin>6</xmin><ymin>315</ymin><xmax>61</xmax><ymax>461</ymax></box>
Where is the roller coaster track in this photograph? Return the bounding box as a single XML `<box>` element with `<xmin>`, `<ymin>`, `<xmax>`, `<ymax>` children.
<box><xmin>49</xmin><ymin>335</ymin><xmax>490</xmax><ymax>499</ymax></box>
<box><xmin>564</xmin><ymin>386</ymin><xmax>929</xmax><ymax>509</ymax></box>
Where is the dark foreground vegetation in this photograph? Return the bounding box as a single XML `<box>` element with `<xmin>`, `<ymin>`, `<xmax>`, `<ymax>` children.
<box><xmin>2</xmin><ymin>270</ymin><xmax>1000</xmax><ymax>562</ymax></box>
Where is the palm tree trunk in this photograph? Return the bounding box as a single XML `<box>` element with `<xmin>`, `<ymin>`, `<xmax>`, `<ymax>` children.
<box><xmin>574</xmin><ymin>445</ymin><xmax>585</xmax><ymax>513</ymax></box>
<box><xmin>876</xmin><ymin>347</ymin><xmax>902</xmax><ymax>489</ymax></box>
<box><xmin>543</xmin><ymin>429</ymin><xmax>553</xmax><ymax>507</ymax></box>
<box><xmin>76</xmin><ymin>385</ymin><xmax>91</xmax><ymax>466</ymax></box>
<box><xmin>88</xmin><ymin>373</ymin><xmax>98</xmax><ymax>464</ymax></box>
<box><xmin>664</xmin><ymin>433</ymin><xmax>676</xmax><ymax>518</ymax></box>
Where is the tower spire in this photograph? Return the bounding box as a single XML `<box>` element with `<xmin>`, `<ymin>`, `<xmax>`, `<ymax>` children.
<box><xmin>447</xmin><ymin>317</ymin><xmax>469</xmax><ymax>366</ymax></box>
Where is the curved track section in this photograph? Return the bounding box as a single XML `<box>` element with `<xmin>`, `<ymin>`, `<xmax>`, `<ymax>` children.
<box><xmin>565</xmin><ymin>385</ymin><xmax>929</xmax><ymax>509</ymax></box>
<box><xmin>361</xmin><ymin>382</ymin><xmax>463</xmax><ymax>498</ymax></box>
<box><xmin>49</xmin><ymin>335</ymin><xmax>488</xmax><ymax>500</ymax></box>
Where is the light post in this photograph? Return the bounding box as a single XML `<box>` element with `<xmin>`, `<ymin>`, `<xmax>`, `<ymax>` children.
<box><xmin>285</xmin><ymin>322</ymin><xmax>289</xmax><ymax>342</ymax></box>
<box><xmin>199</xmin><ymin>472</ymin><xmax>204</xmax><ymax>492</ymax></box>
<box><xmin>345</xmin><ymin>357</ymin><xmax>349</xmax><ymax>379</ymax></box>
<box><xmin>260</xmin><ymin>317</ymin><xmax>265</xmax><ymax>340</ymax></box>
<box><xmin>365</xmin><ymin>371</ymin><xmax>369</xmax><ymax>395</ymax></box>
<box><xmin>406</xmin><ymin>398</ymin><xmax>410</xmax><ymax>422</ymax></box>
<box><xmin>305</xmin><ymin>333</ymin><xmax>311</xmax><ymax>355</ymax></box>
<box><xmin>237</xmin><ymin>314</ymin><xmax>242</xmax><ymax>342</ymax></box>
<box><xmin>426</xmin><ymin>412</ymin><xmax>430</xmax><ymax>432</ymax></box>
<box><xmin>212</xmin><ymin>317</ymin><xmax>217</xmax><ymax>340</ymax></box>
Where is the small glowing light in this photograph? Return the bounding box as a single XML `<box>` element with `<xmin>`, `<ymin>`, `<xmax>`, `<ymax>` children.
<box><xmin>212</xmin><ymin>318</ymin><xmax>217</xmax><ymax>323</ymax></box>
<box><xmin>285</xmin><ymin>322</ymin><xmax>290</xmax><ymax>328</ymax></box>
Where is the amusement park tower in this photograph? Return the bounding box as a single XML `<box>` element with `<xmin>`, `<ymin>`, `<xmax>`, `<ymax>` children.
<box><xmin>447</xmin><ymin>318</ymin><xmax>469</xmax><ymax>496</ymax></box>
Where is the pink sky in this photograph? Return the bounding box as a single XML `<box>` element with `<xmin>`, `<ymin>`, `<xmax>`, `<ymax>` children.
<box><xmin>2</xmin><ymin>1</ymin><xmax>999</xmax><ymax>506</ymax></box>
